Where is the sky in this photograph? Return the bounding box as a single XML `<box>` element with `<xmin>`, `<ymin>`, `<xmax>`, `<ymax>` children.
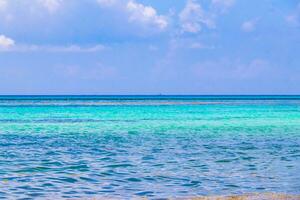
<box><xmin>0</xmin><ymin>0</ymin><xmax>300</xmax><ymax>95</ymax></box>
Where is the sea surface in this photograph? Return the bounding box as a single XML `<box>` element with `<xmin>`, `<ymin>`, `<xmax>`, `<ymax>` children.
<box><xmin>0</xmin><ymin>95</ymin><xmax>299</xmax><ymax>199</ymax></box>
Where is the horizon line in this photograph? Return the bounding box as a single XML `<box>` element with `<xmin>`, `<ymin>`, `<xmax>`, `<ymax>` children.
<box><xmin>0</xmin><ymin>94</ymin><xmax>300</xmax><ymax>96</ymax></box>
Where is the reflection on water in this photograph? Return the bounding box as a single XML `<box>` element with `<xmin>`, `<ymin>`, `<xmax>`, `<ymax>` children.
<box><xmin>0</xmin><ymin>96</ymin><xmax>300</xmax><ymax>199</ymax></box>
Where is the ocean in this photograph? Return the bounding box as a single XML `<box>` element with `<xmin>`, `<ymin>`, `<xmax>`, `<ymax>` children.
<box><xmin>0</xmin><ymin>95</ymin><xmax>299</xmax><ymax>199</ymax></box>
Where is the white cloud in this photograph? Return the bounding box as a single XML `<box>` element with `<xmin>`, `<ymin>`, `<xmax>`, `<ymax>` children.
<box><xmin>38</xmin><ymin>0</ymin><xmax>62</xmax><ymax>13</ymax></box>
<box><xmin>0</xmin><ymin>35</ymin><xmax>15</xmax><ymax>48</ymax></box>
<box><xmin>179</xmin><ymin>0</ymin><xmax>235</xmax><ymax>34</ymax></box>
<box><xmin>211</xmin><ymin>0</ymin><xmax>235</xmax><ymax>13</ymax></box>
<box><xmin>55</xmin><ymin>63</ymin><xmax>118</xmax><ymax>80</ymax></box>
<box><xmin>179</xmin><ymin>0</ymin><xmax>215</xmax><ymax>33</ymax></box>
<box><xmin>97</xmin><ymin>0</ymin><xmax>168</xmax><ymax>31</ymax></box>
<box><xmin>193</xmin><ymin>58</ymin><xmax>271</xmax><ymax>80</ymax></box>
<box><xmin>241</xmin><ymin>19</ymin><xmax>258</xmax><ymax>32</ymax></box>
<box><xmin>286</xmin><ymin>3</ymin><xmax>300</xmax><ymax>27</ymax></box>
<box><xmin>44</xmin><ymin>45</ymin><xmax>106</xmax><ymax>52</ymax></box>
<box><xmin>169</xmin><ymin>38</ymin><xmax>215</xmax><ymax>50</ymax></box>
<box><xmin>0</xmin><ymin>0</ymin><xmax>7</xmax><ymax>11</ymax></box>
<box><xmin>126</xmin><ymin>0</ymin><xmax>168</xmax><ymax>30</ymax></box>
<box><xmin>233</xmin><ymin>59</ymin><xmax>269</xmax><ymax>79</ymax></box>
<box><xmin>212</xmin><ymin>0</ymin><xmax>235</xmax><ymax>7</ymax></box>
<box><xmin>97</xmin><ymin>0</ymin><xmax>116</xmax><ymax>7</ymax></box>
<box><xmin>149</xmin><ymin>45</ymin><xmax>158</xmax><ymax>51</ymax></box>
<box><xmin>0</xmin><ymin>44</ymin><xmax>105</xmax><ymax>53</ymax></box>
<box><xmin>286</xmin><ymin>15</ymin><xmax>299</xmax><ymax>26</ymax></box>
<box><xmin>190</xmin><ymin>42</ymin><xmax>215</xmax><ymax>49</ymax></box>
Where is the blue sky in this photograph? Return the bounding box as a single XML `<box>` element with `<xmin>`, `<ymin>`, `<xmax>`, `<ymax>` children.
<box><xmin>0</xmin><ymin>0</ymin><xmax>299</xmax><ymax>94</ymax></box>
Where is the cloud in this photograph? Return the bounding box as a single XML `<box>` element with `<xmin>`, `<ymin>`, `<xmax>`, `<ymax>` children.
<box><xmin>169</xmin><ymin>37</ymin><xmax>215</xmax><ymax>50</ymax></box>
<box><xmin>211</xmin><ymin>0</ymin><xmax>235</xmax><ymax>13</ymax></box>
<box><xmin>43</xmin><ymin>44</ymin><xmax>106</xmax><ymax>53</ymax></box>
<box><xmin>97</xmin><ymin>0</ymin><xmax>168</xmax><ymax>31</ymax></box>
<box><xmin>55</xmin><ymin>63</ymin><xmax>118</xmax><ymax>80</ymax></box>
<box><xmin>97</xmin><ymin>0</ymin><xmax>116</xmax><ymax>7</ymax></box>
<box><xmin>149</xmin><ymin>45</ymin><xmax>158</xmax><ymax>51</ymax></box>
<box><xmin>0</xmin><ymin>0</ymin><xmax>7</xmax><ymax>11</ymax></box>
<box><xmin>286</xmin><ymin>15</ymin><xmax>299</xmax><ymax>27</ymax></box>
<box><xmin>126</xmin><ymin>0</ymin><xmax>167</xmax><ymax>30</ymax></box>
<box><xmin>193</xmin><ymin>58</ymin><xmax>271</xmax><ymax>80</ymax></box>
<box><xmin>233</xmin><ymin>59</ymin><xmax>270</xmax><ymax>79</ymax></box>
<box><xmin>241</xmin><ymin>19</ymin><xmax>258</xmax><ymax>32</ymax></box>
<box><xmin>179</xmin><ymin>0</ymin><xmax>235</xmax><ymax>34</ymax></box>
<box><xmin>190</xmin><ymin>42</ymin><xmax>215</xmax><ymax>49</ymax></box>
<box><xmin>179</xmin><ymin>0</ymin><xmax>215</xmax><ymax>33</ymax></box>
<box><xmin>286</xmin><ymin>3</ymin><xmax>300</xmax><ymax>27</ymax></box>
<box><xmin>38</xmin><ymin>0</ymin><xmax>62</xmax><ymax>13</ymax></box>
<box><xmin>0</xmin><ymin>44</ymin><xmax>106</xmax><ymax>53</ymax></box>
<box><xmin>0</xmin><ymin>35</ymin><xmax>15</xmax><ymax>48</ymax></box>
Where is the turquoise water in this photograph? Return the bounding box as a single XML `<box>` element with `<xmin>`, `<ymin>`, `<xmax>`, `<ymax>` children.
<box><xmin>0</xmin><ymin>96</ymin><xmax>300</xmax><ymax>199</ymax></box>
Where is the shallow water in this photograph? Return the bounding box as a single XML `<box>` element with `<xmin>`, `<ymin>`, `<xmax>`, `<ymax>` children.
<box><xmin>0</xmin><ymin>96</ymin><xmax>300</xmax><ymax>199</ymax></box>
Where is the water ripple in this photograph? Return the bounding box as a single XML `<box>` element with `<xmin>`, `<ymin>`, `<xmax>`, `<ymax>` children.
<box><xmin>0</xmin><ymin>98</ymin><xmax>300</xmax><ymax>199</ymax></box>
